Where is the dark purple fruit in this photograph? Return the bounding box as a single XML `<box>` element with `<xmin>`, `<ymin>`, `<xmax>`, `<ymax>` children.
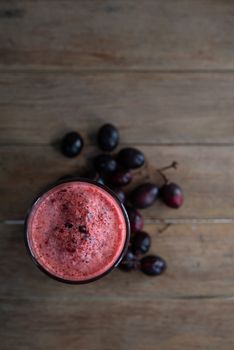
<box><xmin>131</xmin><ymin>231</ymin><xmax>151</xmax><ymax>254</ymax></box>
<box><xmin>160</xmin><ymin>182</ymin><xmax>184</xmax><ymax>208</ymax></box>
<box><xmin>94</xmin><ymin>154</ymin><xmax>118</xmax><ymax>174</ymax></box>
<box><xmin>112</xmin><ymin>188</ymin><xmax>126</xmax><ymax>203</ymax></box>
<box><xmin>110</xmin><ymin>169</ymin><xmax>132</xmax><ymax>187</ymax></box>
<box><xmin>61</xmin><ymin>131</ymin><xmax>84</xmax><ymax>157</ymax></box>
<box><xmin>130</xmin><ymin>183</ymin><xmax>159</xmax><ymax>209</ymax></box>
<box><xmin>117</xmin><ymin>147</ymin><xmax>145</xmax><ymax>169</ymax></box>
<box><xmin>84</xmin><ymin>170</ymin><xmax>105</xmax><ymax>185</ymax></box>
<box><xmin>98</xmin><ymin>123</ymin><xmax>119</xmax><ymax>152</ymax></box>
<box><xmin>118</xmin><ymin>249</ymin><xmax>137</xmax><ymax>271</ymax></box>
<box><xmin>140</xmin><ymin>255</ymin><xmax>167</xmax><ymax>276</ymax></box>
<box><xmin>125</xmin><ymin>206</ymin><xmax>144</xmax><ymax>233</ymax></box>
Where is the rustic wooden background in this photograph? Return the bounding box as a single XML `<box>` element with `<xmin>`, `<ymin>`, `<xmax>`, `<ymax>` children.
<box><xmin>1</xmin><ymin>1</ymin><xmax>234</xmax><ymax>349</ymax></box>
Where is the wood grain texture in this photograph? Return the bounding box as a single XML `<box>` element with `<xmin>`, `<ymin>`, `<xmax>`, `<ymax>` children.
<box><xmin>0</xmin><ymin>145</ymin><xmax>233</xmax><ymax>220</ymax></box>
<box><xmin>1</xmin><ymin>297</ymin><xmax>234</xmax><ymax>350</ymax></box>
<box><xmin>1</xmin><ymin>223</ymin><xmax>234</xmax><ymax>300</ymax></box>
<box><xmin>0</xmin><ymin>1</ymin><xmax>233</xmax><ymax>349</ymax></box>
<box><xmin>0</xmin><ymin>0</ymin><xmax>234</xmax><ymax>70</ymax></box>
<box><xmin>1</xmin><ymin>72</ymin><xmax>234</xmax><ymax>145</ymax></box>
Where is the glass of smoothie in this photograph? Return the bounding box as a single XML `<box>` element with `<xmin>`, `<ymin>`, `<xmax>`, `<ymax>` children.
<box><xmin>25</xmin><ymin>178</ymin><xmax>130</xmax><ymax>284</ymax></box>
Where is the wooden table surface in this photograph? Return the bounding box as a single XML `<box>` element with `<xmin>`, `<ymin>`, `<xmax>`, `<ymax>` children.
<box><xmin>1</xmin><ymin>1</ymin><xmax>234</xmax><ymax>349</ymax></box>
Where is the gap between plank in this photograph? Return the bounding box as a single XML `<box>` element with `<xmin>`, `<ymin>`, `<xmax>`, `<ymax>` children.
<box><xmin>1</xmin><ymin>294</ymin><xmax>234</xmax><ymax>302</ymax></box>
<box><xmin>0</xmin><ymin>142</ymin><xmax>234</xmax><ymax>147</ymax></box>
<box><xmin>2</xmin><ymin>218</ymin><xmax>234</xmax><ymax>225</ymax></box>
<box><xmin>2</xmin><ymin>67</ymin><xmax>234</xmax><ymax>74</ymax></box>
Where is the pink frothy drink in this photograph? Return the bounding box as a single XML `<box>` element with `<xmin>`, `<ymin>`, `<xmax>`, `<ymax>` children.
<box><xmin>25</xmin><ymin>179</ymin><xmax>130</xmax><ymax>283</ymax></box>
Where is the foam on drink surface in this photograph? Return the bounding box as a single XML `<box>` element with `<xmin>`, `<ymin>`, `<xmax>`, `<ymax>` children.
<box><xmin>27</xmin><ymin>181</ymin><xmax>127</xmax><ymax>281</ymax></box>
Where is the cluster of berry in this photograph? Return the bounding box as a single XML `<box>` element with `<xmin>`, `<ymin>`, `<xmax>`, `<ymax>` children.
<box><xmin>61</xmin><ymin>124</ymin><xmax>184</xmax><ymax>277</ymax></box>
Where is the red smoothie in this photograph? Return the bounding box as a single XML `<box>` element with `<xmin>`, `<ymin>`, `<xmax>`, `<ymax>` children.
<box><xmin>26</xmin><ymin>180</ymin><xmax>129</xmax><ymax>282</ymax></box>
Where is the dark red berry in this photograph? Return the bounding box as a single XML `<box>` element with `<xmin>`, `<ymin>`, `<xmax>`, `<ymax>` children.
<box><xmin>112</xmin><ymin>188</ymin><xmax>126</xmax><ymax>203</ymax></box>
<box><xmin>110</xmin><ymin>169</ymin><xmax>132</xmax><ymax>187</ymax></box>
<box><xmin>117</xmin><ymin>147</ymin><xmax>145</xmax><ymax>169</ymax></box>
<box><xmin>84</xmin><ymin>170</ymin><xmax>105</xmax><ymax>185</ymax></box>
<box><xmin>160</xmin><ymin>182</ymin><xmax>184</xmax><ymax>208</ymax></box>
<box><xmin>98</xmin><ymin>123</ymin><xmax>119</xmax><ymax>152</ymax></box>
<box><xmin>94</xmin><ymin>154</ymin><xmax>117</xmax><ymax>174</ymax></box>
<box><xmin>140</xmin><ymin>255</ymin><xmax>167</xmax><ymax>276</ymax></box>
<box><xmin>130</xmin><ymin>183</ymin><xmax>159</xmax><ymax>209</ymax></box>
<box><xmin>125</xmin><ymin>206</ymin><xmax>144</xmax><ymax>233</ymax></box>
<box><xmin>61</xmin><ymin>132</ymin><xmax>84</xmax><ymax>158</ymax></box>
<box><xmin>118</xmin><ymin>249</ymin><xmax>137</xmax><ymax>271</ymax></box>
<box><xmin>131</xmin><ymin>231</ymin><xmax>151</xmax><ymax>254</ymax></box>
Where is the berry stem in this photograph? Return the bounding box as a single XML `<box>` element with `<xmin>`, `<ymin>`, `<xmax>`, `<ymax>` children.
<box><xmin>157</xmin><ymin>223</ymin><xmax>172</xmax><ymax>234</ymax></box>
<box><xmin>132</xmin><ymin>165</ymin><xmax>151</xmax><ymax>181</ymax></box>
<box><xmin>132</xmin><ymin>167</ymin><xmax>146</xmax><ymax>177</ymax></box>
<box><xmin>159</xmin><ymin>161</ymin><xmax>178</xmax><ymax>172</ymax></box>
<box><xmin>157</xmin><ymin>169</ymin><xmax>168</xmax><ymax>184</ymax></box>
<box><xmin>157</xmin><ymin>161</ymin><xmax>178</xmax><ymax>184</ymax></box>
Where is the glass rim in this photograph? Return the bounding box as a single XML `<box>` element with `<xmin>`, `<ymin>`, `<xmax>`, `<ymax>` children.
<box><xmin>24</xmin><ymin>177</ymin><xmax>130</xmax><ymax>284</ymax></box>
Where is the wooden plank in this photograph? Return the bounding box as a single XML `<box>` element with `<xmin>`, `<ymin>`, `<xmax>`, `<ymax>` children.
<box><xmin>1</xmin><ymin>223</ymin><xmax>234</xmax><ymax>299</ymax></box>
<box><xmin>0</xmin><ymin>145</ymin><xmax>233</xmax><ymax>220</ymax></box>
<box><xmin>0</xmin><ymin>0</ymin><xmax>234</xmax><ymax>70</ymax></box>
<box><xmin>1</xmin><ymin>72</ymin><xmax>234</xmax><ymax>145</ymax></box>
<box><xmin>1</xmin><ymin>297</ymin><xmax>234</xmax><ymax>350</ymax></box>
